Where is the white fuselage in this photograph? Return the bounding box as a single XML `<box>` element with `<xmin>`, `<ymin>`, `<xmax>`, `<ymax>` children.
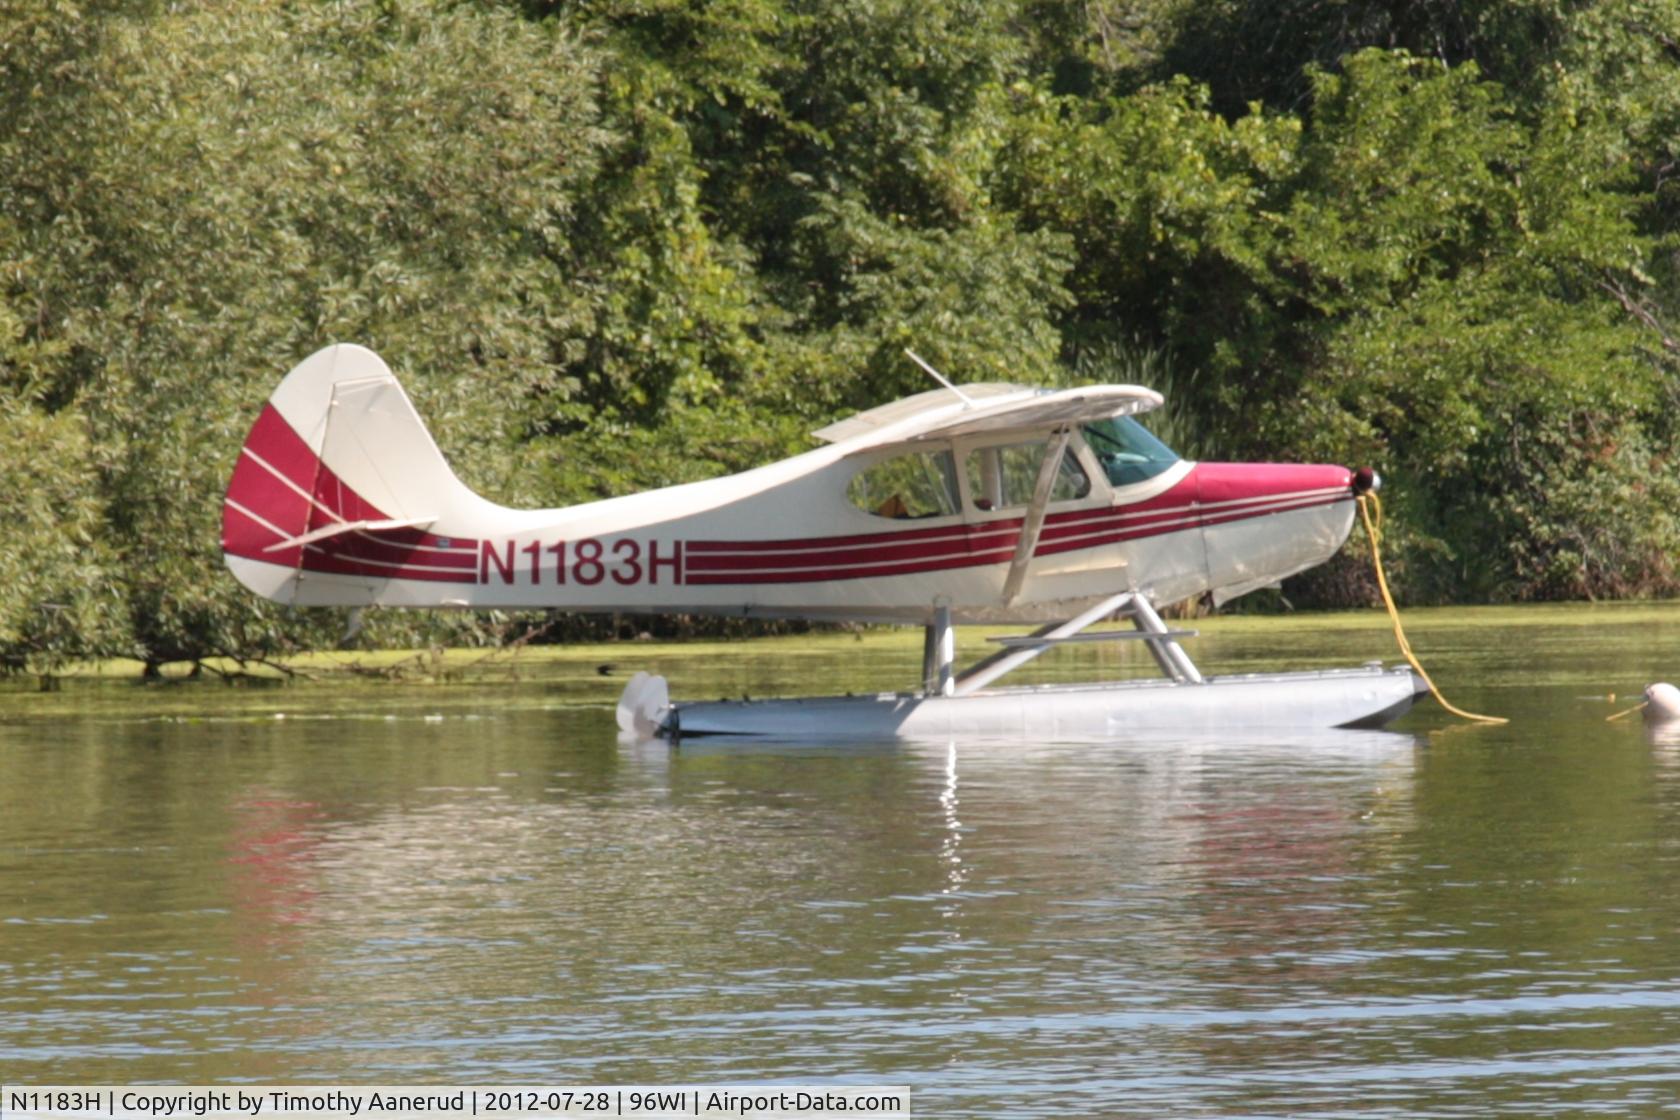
<box><xmin>222</xmin><ymin>345</ymin><xmax>1359</xmax><ymax>624</ymax></box>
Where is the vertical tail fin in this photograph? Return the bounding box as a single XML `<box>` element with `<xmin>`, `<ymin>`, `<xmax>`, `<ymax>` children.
<box><xmin>221</xmin><ymin>344</ymin><xmax>490</xmax><ymax>604</ymax></box>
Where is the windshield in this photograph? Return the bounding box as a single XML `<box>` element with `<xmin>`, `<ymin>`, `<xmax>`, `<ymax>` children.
<box><xmin>1083</xmin><ymin>416</ymin><xmax>1180</xmax><ymax>487</ymax></box>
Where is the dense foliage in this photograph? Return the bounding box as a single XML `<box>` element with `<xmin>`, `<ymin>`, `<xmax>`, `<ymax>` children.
<box><xmin>2</xmin><ymin>0</ymin><xmax>1677</xmax><ymax>672</ymax></box>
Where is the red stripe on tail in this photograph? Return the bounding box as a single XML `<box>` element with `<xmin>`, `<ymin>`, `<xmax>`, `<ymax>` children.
<box><xmin>221</xmin><ymin>403</ymin><xmax>477</xmax><ymax>582</ymax></box>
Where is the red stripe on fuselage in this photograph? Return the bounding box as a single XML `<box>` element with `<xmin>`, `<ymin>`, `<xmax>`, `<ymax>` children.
<box><xmin>685</xmin><ymin>519</ymin><xmax>995</xmax><ymax>554</ymax></box>
<box><xmin>300</xmin><ymin>548</ymin><xmax>478</xmax><ymax>584</ymax></box>
<box><xmin>685</xmin><ymin>464</ymin><xmax>1353</xmax><ymax>583</ymax></box>
<box><xmin>685</xmin><ymin>546</ymin><xmax>1023</xmax><ymax>585</ymax></box>
<box><xmin>311</xmin><ymin>530</ymin><xmax>479</xmax><ymax>571</ymax></box>
<box><xmin>685</xmin><ymin>523</ymin><xmax>1023</xmax><ymax>573</ymax></box>
<box><xmin>685</xmin><ymin>495</ymin><xmax>1349</xmax><ymax>583</ymax></box>
<box><xmin>1034</xmin><ymin>492</ymin><xmax>1348</xmax><ymax>561</ymax></box>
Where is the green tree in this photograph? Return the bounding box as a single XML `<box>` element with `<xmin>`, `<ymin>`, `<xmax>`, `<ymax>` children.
<box><xmin>0</xmin><ymin>230</ymin><xmax>132</xmax><ymax>674</ymax></box>
<box><xmin>533</xmin><ymin>0</ymin><xmax>1076</xmax><ymax>489</ymax></box>
<box><xmin>1002</xmin><ymin>47</ymin><xmax>1678</xmax><ymax>600</ymax></box>
<box><xmin>1</xmin><ymin>0</ymin><xmax>610</xmax><ymax>667</ymax></box>
<box><xmin>1281</xmin><ymin>52</ymin><xmax>1675</xmax><ymax>600</ymax></box>
<box><xmin>4</xmin><ymin>0</ymin><xmax>1678</xmax><ymax>674</ymax></box>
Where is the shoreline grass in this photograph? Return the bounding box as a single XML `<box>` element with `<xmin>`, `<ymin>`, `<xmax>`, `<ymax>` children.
<box><xmin>8</xmin><ymin>599</ymin><xmax>1674</xmax><ymax>688</ymax></box>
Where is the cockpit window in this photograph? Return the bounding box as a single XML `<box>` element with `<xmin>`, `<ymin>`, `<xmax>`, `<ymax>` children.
<box><xmin>964</xmin><ymin>441</ymin><xmax>1091</xmax><ymax>511</ymax></box>
<box><xmin>847</xmin><ymin>450</ymin><xmax>961</xmax><ymax>519</ymax></box>
<box><xmin>1083</xmin><ymin>416</ymin><xmax>1180</xmax><ymax>487</ymax></box>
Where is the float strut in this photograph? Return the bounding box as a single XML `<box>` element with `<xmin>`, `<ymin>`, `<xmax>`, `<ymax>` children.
<box><xmin>1128</xmin><ymin>594</ymin><xmax>1203</xmax><ymax>683</ymax></box>
<box><xmin>952</xmin><ymin>590</ymin><xmax>1137</xmax><ymax>697</ymax></box>
<box><xmin>953</xmin><ymin>591</ymin><xmax>1206</xmax><ymax>695</ymax></box>
<box><xmin>922</xmin><ymin>603</ymin><xmax>956</xmax><ymax>697</ymax></box>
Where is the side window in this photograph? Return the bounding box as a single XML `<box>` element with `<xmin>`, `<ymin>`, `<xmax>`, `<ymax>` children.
<box><xmin>965</xmin><ymin>442</ymin><xmax>1091</xmax><ymax>511</ymax></box>
<box><xmin>847</xmin><ymin>450</ymin><xmax>961</xmax><ymax>519</ymax></box>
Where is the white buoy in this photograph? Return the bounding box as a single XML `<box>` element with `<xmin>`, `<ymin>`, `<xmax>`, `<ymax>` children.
<box><xmin>1646</xmin><ymin>683</ymin><xmax>1680</xmax><ymax>724</ymax></box>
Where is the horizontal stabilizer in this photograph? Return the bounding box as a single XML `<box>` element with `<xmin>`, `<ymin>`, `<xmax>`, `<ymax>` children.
<box><xmin>261</xmin><ymin>516</ymin><xmax>438</xmax><ymax>553</ymax></box>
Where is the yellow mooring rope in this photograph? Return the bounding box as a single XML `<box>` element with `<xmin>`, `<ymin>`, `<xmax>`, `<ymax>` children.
<box><xmin>1606</xmin><ymin>700</ymin><xmax>1649</xmax><ymax>722</ymax></box>
<box><xmin>1357</xmin><ymin>492</ymin><xmax>1508</xmax><ymax>725</ymax></box>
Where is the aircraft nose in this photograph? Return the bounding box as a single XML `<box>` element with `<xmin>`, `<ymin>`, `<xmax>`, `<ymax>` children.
<box><xmin>1193</xmin><ymin>462</ymin><xmax>1356</xmax><ymax>506</ymax></box>
<box><xmin>1352</xmin><ymin>467</ymin><xmax>1381</xmax><ymax>495</ymax></box>
<box><xmin>1192</xmin><ymin>461</ymin><xmax>1362</xmax><ymax>603</ymax></box>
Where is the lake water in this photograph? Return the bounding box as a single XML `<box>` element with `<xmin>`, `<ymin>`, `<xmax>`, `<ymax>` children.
<box><xmin>3</xmin><ymin>604</ymin><xmax>1680</xmax><ymax>1117</ymax></box>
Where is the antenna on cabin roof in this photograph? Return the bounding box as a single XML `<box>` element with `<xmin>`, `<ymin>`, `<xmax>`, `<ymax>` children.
<box><xmin>904</xmin><ymin>348</ymin><xmax>976</xmax><ymax>408</ymax></box>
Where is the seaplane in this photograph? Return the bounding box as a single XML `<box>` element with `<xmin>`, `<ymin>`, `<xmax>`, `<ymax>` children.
<box><xmin>221</xmin><ymin>343</ymin><xmax>1428</xmax><ymax>740</ymax></box>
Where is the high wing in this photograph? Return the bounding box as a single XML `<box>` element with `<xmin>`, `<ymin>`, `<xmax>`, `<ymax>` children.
<box><xmin>812</xmin><ymin>383</ymin><xmax>1164</xmax><ymax>455</ymax></box>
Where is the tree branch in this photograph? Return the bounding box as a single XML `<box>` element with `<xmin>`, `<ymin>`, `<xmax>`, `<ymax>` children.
<box><xmin>1597</xmin><ymin>272</ymin><xmax>1680</xmax><ymax>355</ymax></box>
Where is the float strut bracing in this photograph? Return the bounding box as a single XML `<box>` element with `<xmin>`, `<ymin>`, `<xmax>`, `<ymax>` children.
<box><xmin>928</xmin><ymin>591</ymin><xmax>1204</xmax><ymax>699</ymax></box>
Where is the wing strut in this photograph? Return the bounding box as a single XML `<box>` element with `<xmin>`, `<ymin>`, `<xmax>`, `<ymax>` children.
<box><xmin>999</xmin><ymin>426</ymin><xmax>1073</xmax><ymax>605</ymax></box>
